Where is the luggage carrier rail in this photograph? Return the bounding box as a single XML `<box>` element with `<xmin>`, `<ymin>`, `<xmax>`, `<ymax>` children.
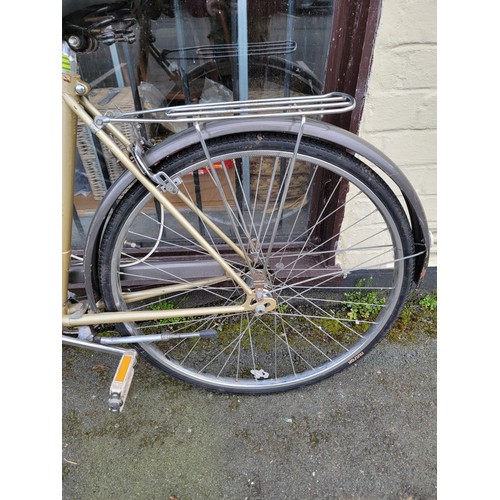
<box><xmin>96</xmin><ymin>92</ymin><xmax>356</xmax><ymax>125</ymax></box>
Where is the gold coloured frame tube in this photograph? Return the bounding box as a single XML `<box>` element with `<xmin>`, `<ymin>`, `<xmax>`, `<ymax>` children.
<box><xmin>62</xmin><ymin>77</ymin><xmax>79</xmax><ymax>313</ymax></box>
<box><xmin>63</xmin><ymin>295</ymin><xmax>276</xmax><ymax>327</ymax></box>
<box><xmin>63</xmin><ymin>302</ymin><xmax>248</xmax><ymax>327</ymax></box>
<box><xmin>99</xmin><ymin>275</ymin><xmax>229</xmax><ymax>306</ymax></box>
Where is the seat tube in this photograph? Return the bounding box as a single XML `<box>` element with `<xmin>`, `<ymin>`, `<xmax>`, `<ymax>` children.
<box><xmin>62</xmin><ymin>45</ymin><xmax>79</xmax><ymax>313</ymax></box>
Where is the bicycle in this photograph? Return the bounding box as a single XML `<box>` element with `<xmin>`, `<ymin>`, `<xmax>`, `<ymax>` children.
<box><xmin>61</xmin><ymin>8</ymin><xmax>431</xmax><ymax>413</ymax></box>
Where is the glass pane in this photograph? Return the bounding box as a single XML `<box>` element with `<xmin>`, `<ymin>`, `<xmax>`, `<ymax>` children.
<box><xmin>64</xmin><ymin>0</ymin><xmax>335</xmax><ymax>253</ymax></box>
<box><xmin>143</xmin><ymin>0</ymin><xmax>334</xmax><ymax>103</ymax></box>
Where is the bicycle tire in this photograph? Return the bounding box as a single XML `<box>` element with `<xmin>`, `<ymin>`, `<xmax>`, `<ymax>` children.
<box><xmin>98</xmin><ymin>132</ymin><xmax>415</xmax><ymax>393</ymax></box>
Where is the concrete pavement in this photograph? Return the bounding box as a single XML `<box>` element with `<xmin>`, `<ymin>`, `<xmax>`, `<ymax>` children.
<box><xmin>62</xmin><ymin>334</ymin><xmax>436</xmax><ymax>499</ymax></box>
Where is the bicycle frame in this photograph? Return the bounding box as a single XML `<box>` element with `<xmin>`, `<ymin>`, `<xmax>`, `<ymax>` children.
<box><xmin>65</xmin><ymin>82</ymin><xmax>432</xmax><ymax>321</ymax></box>
<box><xmin>62</xmin><ymin>73</ymin><xmax>277</xmax><ymax>329</ymax></box>
<box><xmin>63</xmin><ymin>73</ymin><xmax>431</xmax><ymax>326</ymax></box>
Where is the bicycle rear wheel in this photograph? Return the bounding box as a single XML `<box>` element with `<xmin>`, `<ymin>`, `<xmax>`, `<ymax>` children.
<box><xmin>98</xmin><ymin>132</ymin><xmax>415</xmax><ymax>393</ymax></box>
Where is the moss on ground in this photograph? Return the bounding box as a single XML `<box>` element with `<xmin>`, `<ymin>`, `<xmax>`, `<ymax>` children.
<box><xmin>386</xmin><ymin>290</ymin><xmax>437</xmax><ymax>344</ymax></box>
<box><xmin>84</xmin><ymin>289</ymin><xmax>437</xmax><ymax>349</ymax></box>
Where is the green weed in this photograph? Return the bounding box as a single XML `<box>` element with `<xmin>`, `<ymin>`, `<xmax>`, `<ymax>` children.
<box><xmin>149</xmin><ymin>299</ymin><xmax>184</xmax><ymax>325</ymax></box>
<box><xmin>419</xmin><ymin>291</ymin><xmax>437</xmax><ymax>311</ymax></box>
<box><xmin>342</xmin><ymin>278</ymin><xmax>386</xmax><ymax>321</ymax></box>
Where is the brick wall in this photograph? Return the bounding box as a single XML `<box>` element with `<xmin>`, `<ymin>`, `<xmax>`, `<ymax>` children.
<box><xmin>359</xmin><ymin>0</ymin><xmax>437</xmax><ymax>267</ymax></box>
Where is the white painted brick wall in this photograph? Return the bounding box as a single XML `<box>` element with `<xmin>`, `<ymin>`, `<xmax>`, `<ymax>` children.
<box><xmin>359</xmin><ymin>0</ymin><xmax>437</xmax><ymax>268</ymax></box>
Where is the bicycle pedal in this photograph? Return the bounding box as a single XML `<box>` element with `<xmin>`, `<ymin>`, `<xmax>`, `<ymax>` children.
<box><xmin>108</xmin><ymin>350</ymin><xmax>137</xmax><ymax>413</ymax></box>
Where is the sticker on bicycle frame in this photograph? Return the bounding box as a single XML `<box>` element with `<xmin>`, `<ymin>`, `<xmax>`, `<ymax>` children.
<box><xmin>347</xmin><ymin>351</ymin><xmax>365</xmax><ymax>365</ymax></box>
<box><xmin>62</xmin><ymin>53</ymin><xmax>71</xmax><ymax>72</ymax></box>
<box><xmin>62</xmin><ymin>42</ymin><xmax>78</xmax><ymax>75</ymax></box>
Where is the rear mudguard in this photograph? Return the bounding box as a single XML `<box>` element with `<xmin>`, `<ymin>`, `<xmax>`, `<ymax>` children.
<box><xmin>83</xmin><ymin>117</ymin><xmax>431</xmax><ymax>311</ymax></box>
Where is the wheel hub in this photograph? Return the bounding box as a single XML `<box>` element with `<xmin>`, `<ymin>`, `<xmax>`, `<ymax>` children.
<box><xmin>249</xmin><ymin>267</ymin><xmax>276</xmax><ymax>315</ymax></box>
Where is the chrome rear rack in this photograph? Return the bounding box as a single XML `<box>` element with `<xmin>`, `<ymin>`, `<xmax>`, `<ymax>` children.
<box><xmin>96</xmin><ymin>92</ymin><xmax>355</xmax><ymax>125</ymax></box>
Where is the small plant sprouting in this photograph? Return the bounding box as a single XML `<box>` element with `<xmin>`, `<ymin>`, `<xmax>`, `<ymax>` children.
<box><xmin>149</xmin><ymin>299</ymin><xmax>184</xmax><ymax>325</ymax></box>
<box><xmin>342</xmin><ymin>278</ymin><xmax>386</xmax><ymax>322</ymax></box>
<box><xmin>419</xmin><ymin>292</ymin><xmax>437</xmax><ymax>311</ymax></box>
<box><xmin>276</xmin><ymin>303</ymin><xmax>289</xmax><ymax>314</ymax></box>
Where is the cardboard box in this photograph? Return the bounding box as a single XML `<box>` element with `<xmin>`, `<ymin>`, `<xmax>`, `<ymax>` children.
<box><xmin>167</xmin><ymin>160</ymin><xmax>237</xmax><ymax>209</ymax></box>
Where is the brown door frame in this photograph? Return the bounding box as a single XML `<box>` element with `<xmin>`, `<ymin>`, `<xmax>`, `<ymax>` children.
<box><xmin>308</xmin><ymin>0</ymin><xmax>383</xmax><ymax>268</ymax></box>
<box><xmin>324</xmin><ymin>0</ymin><xmax>383</xmax><ymax>133</ymax></box>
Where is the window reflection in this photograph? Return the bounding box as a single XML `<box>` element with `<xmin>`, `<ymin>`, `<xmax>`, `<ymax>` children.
<box><xmin>66</xmin><ymin>1</ymin><xmax>335</xmax><ymax>102</ymax></box>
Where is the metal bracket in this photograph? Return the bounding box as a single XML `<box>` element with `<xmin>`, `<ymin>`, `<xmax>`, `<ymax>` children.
<box><xmin>132</xmin><ymin>142</ymin><xmax>181</xmax><ymax>194</ymax></box>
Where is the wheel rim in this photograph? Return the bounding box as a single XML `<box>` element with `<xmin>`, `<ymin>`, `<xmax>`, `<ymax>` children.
<box><xmin>104</xmin><ymin>146</ymin><xmax>409</xmax><ymax>392</ymax></box>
